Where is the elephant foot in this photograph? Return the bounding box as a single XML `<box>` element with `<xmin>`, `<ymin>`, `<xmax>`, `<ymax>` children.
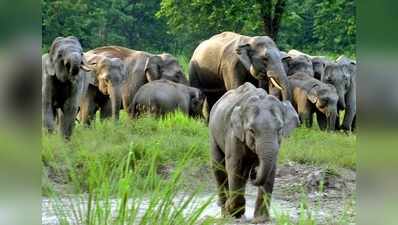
<box><xmin>251</xmin><ymin>215</ymin><xmax>270</xmax><ymax>224</ymax></box>
<box><xmin>225</xmin><ymin>197</ymin><xmax>245</xmax><ymax>218</ymax></box>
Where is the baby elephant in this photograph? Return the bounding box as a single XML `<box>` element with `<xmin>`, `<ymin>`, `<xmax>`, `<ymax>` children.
<box><xmin>289</xmin><ymin>73</ymin><xmax>338</xmax><ymax>131</ymax></box>
<box><xmin>209</xmin><ymin>82</ymin><xmax>299</xmax><ymax>223</ymax></box>
<box><xmin>130</xmin><ymin>79</ymin><xmax>205</xmax><ymax>117</ymax></box>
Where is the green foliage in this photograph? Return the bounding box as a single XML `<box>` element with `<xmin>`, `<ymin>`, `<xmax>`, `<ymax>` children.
<box><xmin>42</xmin><ymin>0</ymin><xmax>355</xmax><ymax>58</ymax></box>
<box><xmin>42</xmin><ymin>0</ymin><xmax>173</xmax><ymax>53</ymax></box>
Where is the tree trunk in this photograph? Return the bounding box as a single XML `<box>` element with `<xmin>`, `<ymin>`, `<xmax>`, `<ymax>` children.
<box><xmin>271</xmin><ymin>0</ymin><xmax>286</xmax><ymax>43</ymax></box>
<box><xmin>257</xmin><ymin>0</ymin><xmax>286</xmax><ymax>43</ymax></box>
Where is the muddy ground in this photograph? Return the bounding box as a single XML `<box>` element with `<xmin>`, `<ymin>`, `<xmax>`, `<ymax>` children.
<box><xmin>42</xmin><ymin>162</ymin><xmax>356</xmax><ymax>225</ymax></box>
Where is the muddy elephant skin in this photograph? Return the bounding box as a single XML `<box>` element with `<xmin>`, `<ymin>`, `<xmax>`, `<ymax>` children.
<box><xmin>289</xmin><ymin>73</ymin><xmax>338</xmax><ymax>131</ymax></box>
<box><xmin>189</xmin><ymin>32</ymin><xmax>291</xmax><ymax>117</ymax></box>
<box><xmin>79</xmin><ymin>53</ymin><xmax>127</xmax><ymax>125</ymax></box>
<box><xmin>89</xmin><ymin>46</ymin><xmax>188</xmax><ymax>113</ymax></box>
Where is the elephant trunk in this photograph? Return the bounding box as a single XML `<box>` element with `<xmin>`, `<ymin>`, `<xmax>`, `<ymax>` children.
<box><xmin>66</xmin><ymin>52</ymin><xmax>82</xmax><ymax>77</ymax></box>
<box><xmin>109</xmin><ymin>85</ymin><xmax>122</xmax><ymax>121</ymax></box>
<box><xmin>251</xmin><ymin>138</ymin><xmax>278</xmax><ymax>186</ymax></box>
<box><xmin>327</xmin><ymin>111</ymin><xmax>337</xmax><ymax>131</ymax></box>
<box><xmin>267</xmin><ymin>65</ymin><xmax>292</xmax><ymax>102</ymax></box>
<box><xmin>338</xmin><ymin>94</ymin><xmax>346</xmax><ymax>109</ymax></box>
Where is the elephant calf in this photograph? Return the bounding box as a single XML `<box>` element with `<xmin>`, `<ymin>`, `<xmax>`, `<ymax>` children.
<box><xmin>289</xmin><ymin>73</ymin><xmax>339</xmax><ymax>131</ymax></box>
<box><xmin>209</xmin><ymin>82</ymin><xmax>299</xmax><ymax>223</ymax></box>
<box><xmin>130</xmin><ymin>79</ymin><xmax>205</xmax><ymax>118</ymax></box>
<box><xmin>79</xmin><ymin>53</ymin><xmax>126</xmax><ymax>125</ymax></box>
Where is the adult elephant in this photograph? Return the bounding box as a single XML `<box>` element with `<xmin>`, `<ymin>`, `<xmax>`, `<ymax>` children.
<box><xmin>209</xmin><ymin>82</ymin><xmax>299</xmax><ymax>223</ymax></box>
<box><xmin>131</xmin><ymin>79</ymin><xmax>205</xmax><ymax>118</ymax></box>
<box><xmin>90</xmin><ymin>46</ymin><xmax>188</xmax><ymax>113</ymax></box>
<box><xmin>289</xmin><ymin>73</ymin><xmax>338</xmax><ymax>131</ymax></box>
<box><xmin>284</xmin><ymin>50</ymin><xmax>314</xmax><ymax>76</ymax></box>
<box><xmin>285</xmin><ymin>49</ymin><xmax>332</xmax><ymax>80</ymax></box>
<box><xmin>189</xmin><ymin>32</ymin><xmax>291</xmax><ymax>117</ymax></box>
<box><xmin>323</xmin><ymin>57</ymin><xmax>356</xmax><ymax>132</ymax></box>
<box><xmin>78</xmin><ymin>53</ymin><xmax>127</xmax><ymax>125</ymax></box>
<box><xmin>42</xmin><ymin>36</ymin><xmax>91</xmax><ymax>139</ymax></box>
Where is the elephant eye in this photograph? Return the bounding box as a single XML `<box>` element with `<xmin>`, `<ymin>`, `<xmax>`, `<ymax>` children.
<box><xmin>262</xmin><ymin>57</ymin><xmax>268</xmax><ymax>63</ymax></box>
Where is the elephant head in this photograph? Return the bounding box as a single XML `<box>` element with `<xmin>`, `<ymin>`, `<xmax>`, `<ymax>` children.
<box><xmin>235</xmin><ymin>36</ymin><xmax>291</xmax><ymax>101</ymax></box>
<box><xmin>282</xmin><ymin>54</ymin><xmax>314</xmax><ymax>76</ymax></box>
<box><xmin>188</xmin><ymin>87</ymin><xmax>205</xmax><ymax>117</ymax></box>
<box><xmin>44</xmin><ymin>36</ymin><xmax>91</xmax><ymax>82</ymax></box>
<box><xmin>86</xmin><ymin>54</ymin><xmax>126</xmax><ymax>121</ymax></box>
<box><xmin>322</xmin><ymin>63</ymin><xmax>352</xmax><ymax>109</ymax></box>
<box><xmin>307</xmin><ymin>83</ymin><xmax>339</xmax><ymax>131</ymax></box>
<box><xmin>144</xmin><ymin>53</ymin><xmax>189</xmax><ymax>85</ymax></box>
<box><xmin>311</xmin><ymin>57</ymin><xmax>330</xmax><ymax>80</ymax></box>
<box><xmin>231</xmin><ymin>92</ymin><xmax>299</xmax><ymax>186</ymax></box>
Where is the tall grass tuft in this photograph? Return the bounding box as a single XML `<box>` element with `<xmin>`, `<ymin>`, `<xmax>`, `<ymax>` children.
<box><xmin>45</xmin><ymin>146</ymin><xmax>217</xmax><ymax>225</ymax></box>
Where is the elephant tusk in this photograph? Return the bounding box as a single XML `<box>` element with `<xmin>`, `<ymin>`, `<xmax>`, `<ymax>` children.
<box><xmin>270</xmin><ymin>77</ymin><xmax>283</xmax><ymax>90</ymax></box>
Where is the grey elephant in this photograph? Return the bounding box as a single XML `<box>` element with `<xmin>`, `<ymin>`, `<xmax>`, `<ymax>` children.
<box><xmin>89</xmin><ymin>46</ymin><xmax>188</xmax><ymax>113</ymax></box>
<box><xmin>131</xmin><ymin>79</ymin><xmax>205</xmax><ymax>118</ymax></box>
<box><xmin>189</xmin><ymin>32</ymin><xmax>291</xmax><ymax>118</ymax></box>
<box><xmin>323</xmin><ymin>58</ymin><xmax>356</xmax><ymax>131</ymax></box>
<box><xmin>284</xmin><ymin>49</ymin><xmax>314</xmax><ymax>76</ymax></box>
<box><xmin>289</xmin><ymin>73</ymin><xmax>338</xmax><ymax>131</ymax></box>
<box><xmin>78</xmin><ymin>53</ymin><xmax>126</xmax><ymax>125</ymax></box>
<box><xmin>285</xmin><ymin>49</ymin><xmax>332</xmax><ymax>80</ymax></box>
<box><xmin>209</xmin><ymin>82</ymin><xmax>299</xmax><ymax>223</ymax></box>
<box><xmin>42</xmin><ymin>36</ymin><xmax>91</xmax><ymax>139</ymax></box>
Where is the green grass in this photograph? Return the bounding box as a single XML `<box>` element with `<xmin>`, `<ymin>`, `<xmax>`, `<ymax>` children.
<box><xmin>42</xmin><ymin>111</ymin><xmax>355</xmax><ymax>225</ymax></box>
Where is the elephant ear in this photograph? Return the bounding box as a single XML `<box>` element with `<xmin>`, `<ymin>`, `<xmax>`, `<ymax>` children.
<box><xmin>111</xmin><ymin>58</ymin><xmax>128</xmax><ymax>82</ymax></box>
<box><xmin>82</xmin><ymin>53</ymin><xmax>99</xmax><ymax>85</ymax></box>
<box><xmin>281</xmin><ymin>53</ymin><xmax>292</xmax><ymax>74</ymax></box>
<box><xmin>42</xmin><ymin>54</ymin><xmax>55</xmax><ymax>76</ymax></box>
<box><xmin>279</xmin><ymin>101</ymin><xmax>299</xmax><ymax>137</ymax></box>
<box><xmin>235</xmin><ymin>43</ymin><xmax>254</xmax><ymax>74</ymax></box>
<box><xmin>231</xmin><ymin>106</ymin><xmax>244</xmax><ymax>142</ymax></box>
<box><xmin>145</xmin><ymin>55</ymin><xmax>163</xmax><ymax>82</ymax></box>
<box><xmin>307</xmin><ymin>85</ymin><xmax>319</xmax><ymax>103</ymax></box>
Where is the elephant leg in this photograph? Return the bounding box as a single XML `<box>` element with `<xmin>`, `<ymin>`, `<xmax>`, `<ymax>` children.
<box><xmin>225</xmin><ymin>138</ymin><xmax>247</xmax><ymax>218</ymax></box>
<box><xmin>100</xmin><ymin>98</ymin><xmax>112</xmax><ymax>120</ymax></box>
<box><xmin>298</xmin><ymin>111</ymin><xmax>311</xmax><ymax>128</ymax></box>
<box><xmin>205</xmin><ymin>92</ymin><xmax>225</xmax><ymax>119</ymax></box>
<box><xmin>59</xmin><ymin>102</ymin><xmax>78</xmax><ymax>140</ymax></box>
<box><xmin>252</xmin><ymin>165</ymin><xmax>276</xmax><ymax>223</ymax></box>
<box><xmin>43</xmin><ymin>104</ymin><xmax>56</xmax><ymax>133</ymax></box>
<box><xmin>342</xmin><ymin>108</ymin><xmax>356</xmax><ymax>132</ymax></box>
<box><xmin>211</xmin><ymin>137</ymin><xmax>228</xmax><ymax>216</ymax></box>
<box><xmin>297</xmin><ymin>101</ymin><xmax>312</xmax><ymax>128</ymax></box>
<box><xmin>335</xmin><ymin>113</ymin><xmax>341</xmax><ymax>130</ymax></box>
<box><xmin>79</xmin><ymin>91</ymin><xmax>97</xmax><ymax>126</ymax></box>
<box><xmin>351</xmin><ymin>115</ymin><xmax>356</xmax><ymax>132</ymax></box>
<box><xmin>316</xmin><ymin>110</ymin><xmax>327</xmax><ymax>131</ymax></box>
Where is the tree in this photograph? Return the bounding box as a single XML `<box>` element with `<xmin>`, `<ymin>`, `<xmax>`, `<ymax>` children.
<box><xmin>256</xmin><ymin>0</ymin><xmax>287</xmax><ymax>42</ymax></box>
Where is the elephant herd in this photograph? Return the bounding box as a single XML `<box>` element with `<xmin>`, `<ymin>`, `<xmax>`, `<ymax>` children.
<box><xmin>42</xmin><ymin>32</ymin><xmax>356</xmax><ymax>223</ymax></box>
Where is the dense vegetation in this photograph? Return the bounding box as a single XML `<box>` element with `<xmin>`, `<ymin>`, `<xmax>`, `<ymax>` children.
<box><xmin>42</xmin><ymin>0</ymin><xmax>355</xmax><ymax>57</ymax></box>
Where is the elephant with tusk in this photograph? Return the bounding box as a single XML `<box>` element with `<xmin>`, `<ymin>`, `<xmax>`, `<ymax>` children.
<box><xmin>209</xmin><ymin>82</ymin><xmax>299</xmax><ymax>223</ymax></box>
<box><xmin>189</xmin><ymin>32</ymin><xmax>291</xmax><ymax>119</ymax></box>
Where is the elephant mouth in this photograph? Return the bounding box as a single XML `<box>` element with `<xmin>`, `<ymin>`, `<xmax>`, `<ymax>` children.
<box><xmin>269</xmin><ymin>77</ymin><xmax>283</xmax><ymax>90</ymax></box>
